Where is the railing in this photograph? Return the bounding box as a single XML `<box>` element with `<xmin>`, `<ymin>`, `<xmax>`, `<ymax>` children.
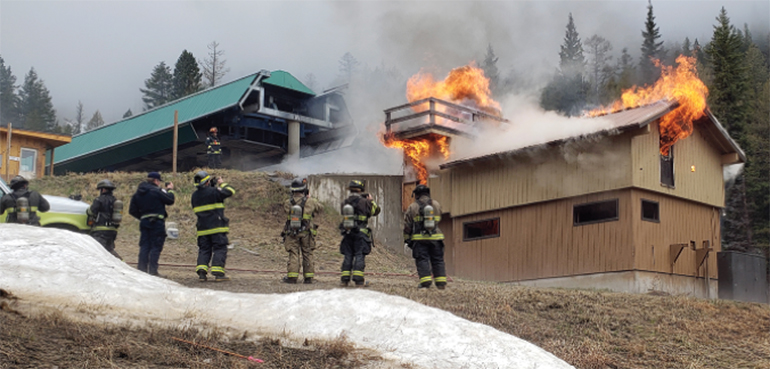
<box><xmin>384</xmin><ymin>97</ymin><xmax>508</xmax><ymax>136</ymax></box>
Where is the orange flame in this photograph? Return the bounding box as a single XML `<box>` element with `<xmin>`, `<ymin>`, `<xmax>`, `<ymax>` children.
<box><xmin>588</xmin><ymin>55</ymin><xmax>708</xmax><ymax>155</ymax></box>
<box><xmin>381</xmin><ymin>133</ymin><xmax>450</xmax><ymax>184</ymax></box>
<box><xmin>406</xmin><ymin>62</ymin><xmax>501</xmax><ymax>114</ymax></box>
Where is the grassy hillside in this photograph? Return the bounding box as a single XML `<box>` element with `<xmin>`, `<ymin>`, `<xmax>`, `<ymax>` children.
<box><xmin>2</xmin><ymin>170</ymin><xmax>767</xmax><ymax>369</ymax></box>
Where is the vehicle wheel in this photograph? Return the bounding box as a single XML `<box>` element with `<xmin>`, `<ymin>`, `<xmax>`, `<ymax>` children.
<box><xmin>45</xmin><ymin>224</ymin><xmax>81</xmax><ymax>233</ymax></box>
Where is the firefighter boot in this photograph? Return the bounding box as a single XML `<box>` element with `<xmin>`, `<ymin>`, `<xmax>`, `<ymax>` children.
<box><xmin>303</xmin><ymin>277</ymin><xmax>313</xmax><ymax>284</ymax></box>
<box><xmin>282</xmin><ymin>276</ymin><xmax>298</xmax><ymax>284</ymax></box>
<box><xmin>212</xmin><ymin>271</ymin><xmax>230</xmax><ymax>282</ymax></box>
<box><xmin>197</xmin><ymin>269</ymin><xmax>207</xmax><ymax>282</ymax></box>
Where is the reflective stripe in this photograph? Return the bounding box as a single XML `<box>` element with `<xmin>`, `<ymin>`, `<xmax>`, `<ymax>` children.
<box><xmin>434</xmin><ymin>276</ymin><xmax>447</xmax><ymax>283</ymax></box>
<box><xmin>371</xmin><ymin>202</ymin><xmax>379</xmax><ymax>215</ymax></box>
<box><xmin>92</xmin><ymin>226</ymin><xmax>117</xmax><ymax>231</ymax></box>
<box><xmin>304</xmin><ymin>273</ymin><xmax>314</xmax><ymax>278</ymax></box>
<box><xmin>5</xmin><ymin>206</ymin><xmax>40</xmax><ymax>213</ymax></box>
<box><xmin>404</xmin><ymin>234</ymin><xmax>411</xmax><ymax>241</ymax></box>
<box><xmin>199</xmin><ymin>175</ymin><xmax>211</xmax><ymax>184</ymax></box>
<box><xmin>352</xmin><ymin>270</ymin><xmax>364</xmax><ymax>277</ymax></box>
<box><xmin>360</xmin><ymin>228</ymin><xmax>371</xmax><ymax>236</ymax></box>
<box><xmin>210</xmin><ymin>266</ymin><xmax>225</xmax><ymax>274</ymax></box>
<box><xmin>196</xmin><ymin>265</ymin><xmax>209</xmax><ymax>272</ymax></box>
<box><xmin>141</xmin><ymin>213</ymin><xmax>165</xmax><ymax>219</ymax></box>
<box><xmin>414</xmin><ymin>215</ymin><xmax>441</xmax><ymax>222</ymax></box>
<box><xmin>302</xmin><ymin>214</ymin><xmax>312</xmax><ymax>220</ymax></box>
<box><xmin>193</xmin><ymin>203</ymin><xmax>225</xmax><ymax>213</ymax></box>
<box><xmin>356</xmin><ymin>215</ymin><xmax>368</xmax><ymax>221</ymax></box>
<box><xmin>287</xmin><ymin>272</ymin><xmax>300</xmax><ymax>278</ymax></box>
<box><xmin>420</xmin><ymin>276</ymin><xmax>433</xmax><ymax>283</ymax></box>
<box><xmin>410</xmin><ymin>233</ymin><xmax>445</xmax><ymax>241</ymax></box>
<box><xmin>220</xmin><ymin>183</ymin><xmax>235</xmax><ymax>195</ymax></box>
<box><xmin>341</xmin><ymin>271</ymin><xmax>351</xmax><ymax>277</ymax></box>
<box><xmin>197</xmin><ymin>227</ymin><xmax>229</xmax><ymax>236</ymax></box>
<box><xmin>310</xmin><ymin>228</ymin><xmax>318</xmax><ymax>236</ymax></box>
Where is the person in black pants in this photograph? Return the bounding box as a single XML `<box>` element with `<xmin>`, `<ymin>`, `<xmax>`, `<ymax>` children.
<box><xmin>403</xmin><ymin>184</ymin><xmax>447</xmax><ymax>289</ymax></box>
<box><xmin>88</xmin><ymin>179</ymin><xmax>122</xmax><ymax>259</ymax></box>
<box><xmin>338</xmin><ymin>180</ymin><xmax>380</xmax><ymax>287</ymax></box>
<box><xmin>191</xmin><ymin>170</ymin><xmax>235</xmax><ymax>282</ymax></box>
<box><xmin>129</xmin><ymin>172</ymin><xmax>175</xmax><ymax>277</ymax></box>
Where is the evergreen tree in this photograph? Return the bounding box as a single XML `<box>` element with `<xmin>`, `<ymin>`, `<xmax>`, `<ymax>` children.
<box><xmin>338</xmin><ymin>52</ymin><xmax>360</xmax><ymax>83</ymax></box>
<box><xmin>706</xmin><ymin>7</ymin><xmax>748</xmax><ymax>139</ymax></box>
<box><xmin>123</xmin><ymin>109</ymin><xmax>133</xmax><ymax>118</ymax></box>
<box><xmin>172</xmin><ymin>50</ymin><xmax>202</xmax><ymax>100</ymax></box>
<box><xmin>723</xmin><ymin>173</ymin><xmax>753</xmax><ymax>252</ymax></box>
<box><xmin>693</xmin><ymin>38</ymin><xmax>706</xmax><ymax>65</ymax></box>
<box><xmin>682</xmin><ymin>37</ymin><xmax>692</xmax><ymax>56</ymax></box>
<box><xmin>540</xmin><ymin>13</ymin><xmax>589</xmax><ymax>116</ymax></box>
<box><xmin>140</xmin><ymin>62</ymin><xmax>173</xmax><ymax>110</ymax></box>
<box><xmin>0</xmin><ymin>56</ymin><xmax>20</xmax><ymax>127</ymax></box>
<box><xmin>85</xmin><ymin>110</ymin><xmax>105</xmax><ymax>131</ymax></box>
<box><xmin>480</xmin><ymin>44</ymin><xmax>500</xmax><ymax>95</ymax></box>
<box><xmin>584</xmin><ymin>35</ymin><xmax>613</xmax><ymax>104</ymax></box>
<box><xmin>200</xmin><ymin>41</ymin><xmax>230</xmax><ymax>88</ymax></box>
<box><xmin>18</xmin><ymin>67</ymin><xmax>56</xmax><ymax>132</ymax></box>
<box><xmin>639</xmin><ymin>0</ymin><xmax>664</xmax><ymax>85</ymax></box>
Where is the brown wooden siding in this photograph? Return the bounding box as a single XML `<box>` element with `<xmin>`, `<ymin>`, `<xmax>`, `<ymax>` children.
<box><xmin>0</xmin><ymin>133</ymin><xmax>49</xmax><ymax>180</ymax></box>
<box><xmin>631</xmin><ymin>189</ymin><xmax>719</xmax><ymax>279</ymax></box>
<box><xmin>446</xmin><ymin>190</ymin><xmax>634</xmax><ymax>282</ymax></box>
<box><xmin>448</xmin><ymin>133</ymin><xmax>634</xmax><ymax>217</ymax></box>
<box><xmin>427</xmin><ymin>169</ymin><xmax>452</xmax><ymax>214</ymax></box>
<box><xmin>631</xmin><ymin>120</ymin><xmax>724</xmax><ymax>208</ymax></box>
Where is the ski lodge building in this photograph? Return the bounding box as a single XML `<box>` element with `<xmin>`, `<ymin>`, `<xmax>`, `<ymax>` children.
<box><xmin>426</xmin><ymin>101</ymin><xmax>745</xmax><ymax>298</ymax></box>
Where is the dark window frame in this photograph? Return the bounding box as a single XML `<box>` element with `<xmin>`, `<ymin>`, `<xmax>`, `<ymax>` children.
<box><xmin>462</xmin><ymin>217</ymin><xmax>501</xmax><ymax>242</ymax></box>
<box><xmin>660</xmin><ymin>145</ymin><xmax>675</xmax><ymax>188</ymax></box>
<box><xmin>641</xmin><ymin>199</ymin><xmax>660</xmax><ymax>223</ymax></box>
<box><xmin>573</xmin><ymin>199</ymin><xmax>620</xmax><ymax>226</ymax></box>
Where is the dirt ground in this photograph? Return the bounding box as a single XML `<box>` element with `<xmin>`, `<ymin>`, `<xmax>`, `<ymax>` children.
<box><xmin>2</xmin><ymin>170</ymin><xmax>769</xmax><ymax>369</ymax></box>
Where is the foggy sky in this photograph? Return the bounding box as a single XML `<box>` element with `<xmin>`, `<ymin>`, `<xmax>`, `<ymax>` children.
<box><xmin>1</xmin><ymin>1</ymin><xmax>768</xmax><ymax>125</ymax></box>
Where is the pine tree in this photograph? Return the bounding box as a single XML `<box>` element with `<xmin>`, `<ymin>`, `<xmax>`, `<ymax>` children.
<box><xmin>481</xmin><ymin>44</ymin><xmax>500</xmax><ymax>95</ymax></box>
<box><xmin>682</xmin><ymin>37</ymin><xmax>692</xmax><ymax>56</ymax></box>
<box><xmin>172</xmin><ymin>50</ymin><xmax>202</xmax><ymax>100</ymax></box>
<box><xmin>559</xmin><ymin>13</ymin><xmax>585</xmax><ymax>76</ymax></box>
<box><xmin>123</xmin><ymin>109</ymin><xmax>133</xmax><ymax>118</ymax></box>
<box><xmin>639</xmin><ymin>0</ymin><xmax>664</xmax><ymax>85</ymax></box>
<box><xmin>140</xmin><ymin>62</ymin><xmax>173</xmax><ymax>110</ymax></box>
<box><xmin>540</xmin><ymin>13</ymin><xmax>589</xmax><ymax>116</ymax></box>
<box><xmin>18</xmin><ymin>67</ymin><xmax>56</xmax><ymax>132</ymax></box>
<box><xmin>338</xmin><ymin>52</ymin><xmax>360</xmax><ymax>83</ymax></box>
<box><xmin>85</xmin><ymin>110</ymin><xmax>105</xmax><ymax>131</ymax></box>
<box><xmin>200</xmin><ymin>41</ymin><xmax>230</xmax><ymax>88</ymax></box>
<box><xmin>0</xmin><ymin>56</ymin><xmax>20</xmax><ymax>127</ymax></box>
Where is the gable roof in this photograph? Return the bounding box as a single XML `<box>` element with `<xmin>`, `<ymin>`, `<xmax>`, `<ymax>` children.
<box><xmin>262</xmin><ymin>70</ymin><xmax>315</xmax><ymax>96</ymax></box>
<box><xmin>441</xmin><ymin>100</ymin><xmax>745</xmax><ymax>169</ymax></box>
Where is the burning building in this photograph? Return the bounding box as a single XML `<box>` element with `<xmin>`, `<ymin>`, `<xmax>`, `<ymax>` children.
<box><xmin>384</xmin><ymin>57</ymin><xmax>746</xmax><ymax>298</ymax></box>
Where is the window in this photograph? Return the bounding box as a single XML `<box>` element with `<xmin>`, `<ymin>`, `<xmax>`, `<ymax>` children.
<box><xmin>20</xmin><ymin>148</ymin><xmax>37</xmax><ymax>173</ymax></box>
<box><xmin>641</xmin><ymin>199</ymin><xmax>660</xmax><ymax>222</ymax></box>
<box><xmin>463</xmin><ymin>218</ymin><xmax>500</xmax><ymax>241</ymax></box>
<box><xmin>573</xmin><ymin>199</ymin><xmax>619</xmax><ymax>226</ymax></box>
<box><xmin>660</xmin><ymin>146</ymin><xmax>674</xmax><ymax>187</ymax></box>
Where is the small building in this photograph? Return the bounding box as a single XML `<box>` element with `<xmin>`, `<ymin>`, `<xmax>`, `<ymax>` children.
<box><xmin>427</xmin><ymin>101</ymin><xmax>745</xmax><ymax>298</ymax></box>
<box><xmin>0</xmin><ymin>126</ymin><xmax>71</xmax><ymax>181</ymax></box>
<box><xmin>51</xmin><ymin>70</ymin><xmax>352</xmax><ymax>174</ymax></box>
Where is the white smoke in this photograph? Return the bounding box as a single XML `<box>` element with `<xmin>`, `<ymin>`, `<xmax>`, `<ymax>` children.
<box><xmin>723</xmin><ymin>163</ymin><xmax>744</xmax><ymax>184</ymax></box>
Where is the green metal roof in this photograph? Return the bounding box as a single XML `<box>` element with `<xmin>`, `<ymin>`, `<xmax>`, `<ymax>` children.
<box><xmin>54</xmin><ymin>73</ymin><xmax>260</xmax><ymax>165</ymax></box>
<box><xmin>262</xmin><ymin>70</ymin><xmax>315</xmax><ymax>96</ymax></box>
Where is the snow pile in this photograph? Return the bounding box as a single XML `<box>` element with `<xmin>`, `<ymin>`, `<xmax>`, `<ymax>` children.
<box><xmin>0</xmin><ymin>225</ymin><xmax>573</xmax><ymax>369</ymax></box>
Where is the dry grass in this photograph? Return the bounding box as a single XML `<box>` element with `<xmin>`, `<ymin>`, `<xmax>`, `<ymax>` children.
<box><xmin>7</xmin><ymin>170</ymin><xmax>769</xmax><ymax>369</ymax></box>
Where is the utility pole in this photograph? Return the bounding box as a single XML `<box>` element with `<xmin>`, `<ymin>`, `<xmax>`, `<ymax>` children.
<box><xmin>173</xmin><ymin>111</ymin><xmax>178</xmax><ymax>174</ymax></box>
<box><xmin>5</xmin><ymin>123</ymin><xmax>11</xmax><ymax>181</ymax></box>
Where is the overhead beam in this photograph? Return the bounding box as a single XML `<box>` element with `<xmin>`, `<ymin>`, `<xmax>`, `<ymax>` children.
<box><xmin>721</xmin><ymin>152</ymin><xmax>740</xmax><ymax>165</ymax></box>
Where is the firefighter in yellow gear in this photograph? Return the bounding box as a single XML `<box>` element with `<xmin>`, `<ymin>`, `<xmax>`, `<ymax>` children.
<box><xmin>282</xmin><ymin>179</ymin><xmax>322</xmax><ymax>284</ymax></box>
<box><xmin>404</xmin><ymin>184</ymin><xmax>447</xmax><ymax>289</ymax></box>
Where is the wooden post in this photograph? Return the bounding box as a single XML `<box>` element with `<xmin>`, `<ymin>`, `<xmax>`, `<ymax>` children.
<box><xmin>173</xmin><ymin>110</ymin><xmax>178</xmax><ymax>174</ymax></box>
<box><xmin>49</xmin><ymin>148</ymin><xmax>55</xmax><ymax>176</ymax></box>
<box><xmin>5</xmin><ymin>123</ymin><xmax>11</xmax><ymax>181</ymax></box>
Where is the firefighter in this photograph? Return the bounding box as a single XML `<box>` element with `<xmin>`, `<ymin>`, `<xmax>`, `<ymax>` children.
<box><xmin>281</xmin><ymin>179</ymin><xmax>321</xmax><ymax>284</ymax></box>
<box><xmin>206</xmin><ymin>127</ymin><xmax>222</xmax><ymax>169</ymax></box>
<box><xmin>0</xmin><ymin>175</ymin><xmax>50</xmax><ymax>226</ymax></box>
<box><xmin>128</xmin><ymin>172</ymin><xmax>175</xmax><ymax>277</ymax></box>
<box><xmin>87</xmin><ymin>179</ymin><xmax>123</xmax><ymax>259</ymax></box>
<box><xmin>403</xmin><ymin>184</ymin><xmax>447</xmax><ymax>289</ymax></box>
<box><xmin>339</xmin><ymin>180</ymin><xmax>380</xmax><ymax>287</ymax></box>
<box><xmin>192</xmin><ymin>170</ymin><xmax>235</xmax><ymax>282</ymax></box>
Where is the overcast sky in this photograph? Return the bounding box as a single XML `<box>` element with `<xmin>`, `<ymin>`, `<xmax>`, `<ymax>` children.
<box><xmin>1</xmin><ymin>0</ymin><xmax>768</xmax><ymax>124</ymax></box>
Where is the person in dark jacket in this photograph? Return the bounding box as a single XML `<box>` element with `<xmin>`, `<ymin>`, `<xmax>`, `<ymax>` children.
<box><xmin>129</xmin><ymin>172</ymin><xmax>175</xmax><ymax>277</ymax></box>
<box><xmin>191</xmin><ymin>170</ymin><xmax>235</xmax><ymax>282</ymax></box>
<box><xmin>206</xmin><ymin>127</ymin><xmax>222</xmax><ymax>169</ymax></box>
<box><xmin>88</xmin><ymin>179</ymin><xmax>122</xmax><ymax>259</ymax></box>
<box><xmin>339</xmin><ymin>180</ymin><xmax>380</xmax><ymax>287</ymax></box>
<box><xmin>403</xmin><ymin>184</ymin><xmax>446</xmax><ymax>289</ymax></box>
<box><xmin>0</xmin><ymin>175</ymin><xmax>50</xmax><ymax>226</ymax></box>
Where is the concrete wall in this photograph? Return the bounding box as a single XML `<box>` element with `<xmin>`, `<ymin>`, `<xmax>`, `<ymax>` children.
<box><xmin>308</xmin><ymin>174</ymin><xmax>404</xmax><ymax>251</ymax></box>
<box><xmin>511</xmin><ymin>270</ymin><xmax>718</xmax><ymax>299</ymax></box>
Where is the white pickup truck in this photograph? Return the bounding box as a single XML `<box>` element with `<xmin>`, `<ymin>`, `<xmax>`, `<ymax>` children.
<box><xmin>0</xmin><ymin>177</ymin><xmax>91</xmax><ymax>232</ymax></box>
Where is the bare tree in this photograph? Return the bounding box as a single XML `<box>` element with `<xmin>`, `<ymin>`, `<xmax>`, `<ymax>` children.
<box><xmin>72</xmin><ymin>101</ymin><xmax>84</xmax><ymax>134</ymax></box>
<box><xmin>304</xmin><ymin>73</ymin><xmax>318</xmax><ymax>93</ymax></box>
<box><xmin>85</xmin><ymin>110</ymin><xmax>105</xmax><ymax>131</ymax></box>
<box><xmin>585</xmin><ymin>34</ymin><xmax>613</xmax><ymax>104</ymax></box>
<box><xmin>200</xmin><ymin>41</ymin><xmax>230</xmax><ymax>88</ymax></box>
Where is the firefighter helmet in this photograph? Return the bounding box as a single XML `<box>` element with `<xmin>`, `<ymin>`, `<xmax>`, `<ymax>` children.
<box><xmin>194</xmin><ymin>170</ymin><xmax>211</xmax><ymax>187</ymax></box>
<box><xmin>348</xmin><ymin>180</ymin><xmax>364</xmax><ymax>192</ymax></box>
<box><xmin>9</xmin><ymin>175</ymin><xmax>28</xmax><ymax>190</ymax></box>
<box><xmin>413</xmin><ymin>184</ymin><xmax>430</xmax><ymax>197</ymax></box>
<box><xmin>209</xmin><ymin>127</ymin><xmax>218</xmax><ymax>134</ymax></box>
<box><xmin>96</xmin><ymin>179</ymin><xmax>116</xmax><ymax>190</ymax></box>
<box><xmin>290</xmin><ymin>179</ymin><xmax>307</xmax><ymax>193</ymax></box>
